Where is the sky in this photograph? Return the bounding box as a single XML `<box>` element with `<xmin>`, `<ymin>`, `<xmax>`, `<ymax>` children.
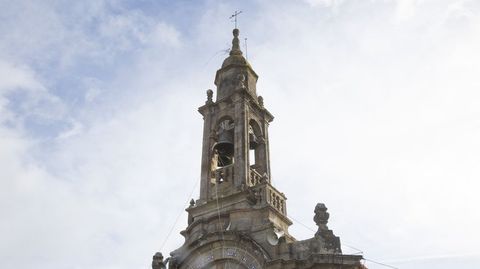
<box><xmin>1</xmin><ymin>0</ymin><xmax>479</xmax><ymax>268</ymax></box>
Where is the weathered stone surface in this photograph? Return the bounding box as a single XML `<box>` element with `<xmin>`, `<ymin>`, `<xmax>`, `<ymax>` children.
<box><xmin>152</xmin><ymin>252</ymin><xmax>169</xmax><ymax>269</ymax></box>
<box><xmin>153</xmin><ymin>28</ymin><xmax>365</xmax><ymax>269</ymax></box>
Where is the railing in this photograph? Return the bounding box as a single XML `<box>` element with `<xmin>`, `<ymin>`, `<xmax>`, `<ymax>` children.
<box><xmin>265</xmin><ymin>185</ymin><xmax>287</xmax><ymax>215</ymax></box>
<box><xmin>248</xmin><ymin>167</ymin><xmax>263</xmax><ymax>186</ymax></box>
<box><xmin>213</xmin><ymin>166</ymin><xmax>286</xmax><ymax>215</ymax></box>
<box><xmin>255</xmin><ymin>184</ymin><xmax>287</xmax><ymax>215</ymax></box>
<box><xmin>248</xmin><ymin>167</ymin><xmax>286</xmax><ymax>214</ymax></box>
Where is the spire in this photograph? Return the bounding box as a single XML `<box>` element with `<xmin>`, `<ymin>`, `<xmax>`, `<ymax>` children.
<box><xmin>220</xmin><ymin>28</ymin><xmax>249</xmax><ymax>69</ymax></box>
<box><xmin>230</xmin><ymin>28</ymin><xmax>242</xmax><ymax>56</ymax></box>
<box><xmin>216</xmin><ymin>27</ymin><xmax>259</xmax><ymax>100</ymax></box>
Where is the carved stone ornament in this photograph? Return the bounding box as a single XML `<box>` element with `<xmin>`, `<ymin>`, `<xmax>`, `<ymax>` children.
<box><xmin>313</xmin><ymin>203</ymin><xmax>329</xmax><ymax>232</ymax></box>
<box><xmin>313</xmin><ymin>203</ymin><xmax>342</xmax><ymax>253</ymax></box>
<box><xmin>206</xmin><ymin>89</ymin><xmax>214</xmax><ymax>104</ymax></box>
<box><xmin>152</xmin><ymin>252</ymin><xmax>170</xmax><ymax>269</ymax></box>
<box><xmin>246</xmin><ymin>187</ymin><xmax>260</xmax><ymax>205</ymax></box>
<box><xmin>258</xmin><ymin>96</ymin><xmax>264</xmax><ymax>107</ymax></box>
<box><xmin>236</xmin><ymin>73</ymin><xmax>246</xmax><ymax>90</ymax></box>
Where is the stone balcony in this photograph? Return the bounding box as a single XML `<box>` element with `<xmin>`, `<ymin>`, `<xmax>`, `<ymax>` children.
<box><xmin>211</xmin><ymin>166</ymin><xmax>287</xmax><ymax>216</ymax></box>
<box><xmin>263</xmin><ymin>183</ymin><xmax>287</xmax><ymax>215</ymax></box>
<box><xmin>249</xmin><ymin>167</ymin><xmax>287</xmax><ymax>215</ymax></box>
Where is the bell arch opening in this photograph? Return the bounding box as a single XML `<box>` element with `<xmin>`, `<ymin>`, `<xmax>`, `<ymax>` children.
<box><xmin>213</xmin><ymin>117</ymin><xmax>235</xmax><ymax>168</ymax></box>
<box><xmin>248</xmin><ymin>119</ymin><xmax>262</xmax><ymax>168</ymax></box>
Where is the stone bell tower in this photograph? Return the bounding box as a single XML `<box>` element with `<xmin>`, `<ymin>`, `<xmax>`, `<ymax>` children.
<box><xmin>198</xmin><ymin>28</ymin><xmax>273</xmax><ymax>203</ymax></box>
<box><xmin>153</xmin><ymin>28</ymin><xmax>366</xmax><ymax>269</ymax></box>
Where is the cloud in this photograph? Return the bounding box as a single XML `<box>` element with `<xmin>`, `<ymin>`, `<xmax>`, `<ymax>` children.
<box><xmin>0</xmin><ymin>1</ymin><xmax>189</xmax><ymax>268</ymax></box>
<box><xmin>303</xmin><ymin>0</ymin><xmax>344</xmax><ymax>8</ymax></box>
<box><xmin>1</xmin><ymin>1</ymin><xmax>480</xmax><ymax>269</ymax></box>
<box><xmin>0</xmin><ymin>62</ymin><xmax>43</xmax><ymax>93</ymax></box>
<box><xmin>0</xmin><ymin>60</ymin><xmax>67</xmax><ymax>131</ymax></box>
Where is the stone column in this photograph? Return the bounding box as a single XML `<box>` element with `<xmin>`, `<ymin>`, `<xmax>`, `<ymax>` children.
<box><xmin>263</xmin><ymin>121</ymin><xmax>271</xmax><ymax>181</ymax></box>
<box><xmin>199</xmin><ymin>105</ymin><xmax>214</xmax><ymax>201</ymax></box>
<box><xmin>233</xmin><ymin>93</ymin><xmax>248</xmax><ymax>188</ymax></box>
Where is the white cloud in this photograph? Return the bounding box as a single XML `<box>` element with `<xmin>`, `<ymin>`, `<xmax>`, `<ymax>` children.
<box><xmin>149</xmin><ymin>22</ymin><xmax>182</xmax><ymax>47</ymax></box>
<box><xmin>395</xmin><ymin>0</ymin><xmax>418</xmax><ymax>20</ymax></box>
<box><xmin>1</xmin><ymin>1</ymin><xmax>480</xmax><ymax>269</ymax></box>
<box><xmin>0</xmin><ymin>2</ymin><xmax>188</xmax><ymax>267</ymax></box>
<box><xmin>303</xmin><ymin>0</ymin><xmax>344</xmax><ymax>8</ymax></box>
<box><xmin>0</xmin><ymin>60</ymin><xmax>67</xmax><ymax>128</ymax></box>
<box><xmin>0</xmin><ymin>61</ymin><xmax>42</xmax><ymax>92</ymax></box>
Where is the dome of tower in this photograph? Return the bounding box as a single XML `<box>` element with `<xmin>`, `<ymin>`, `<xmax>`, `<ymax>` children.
<box><xmin>221</xmin><ymin>54</ymin><xmax>248</xmax><ymax>68</ymax></box>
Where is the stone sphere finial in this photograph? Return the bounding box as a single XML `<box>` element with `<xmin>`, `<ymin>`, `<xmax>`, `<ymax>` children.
<box><xmin>233</xmin><ymin>28</ymin><xmax>239</xmax><ymax>37</ymax></box>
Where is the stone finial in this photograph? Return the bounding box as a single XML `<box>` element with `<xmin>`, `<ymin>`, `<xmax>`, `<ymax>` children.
<box><xmin>236</xmin><ymin>73</ymin><xmax>246</xmax><ymax>90</ymax></box>
<box><xmin>152</xmin><ymin>252</ymin><xmax>170</xmax><ymax>269</ymax></box>
<box><xmin>206</xmin><ymin>89</ymin><xmax>213</xmax><ymax>104</ymax></box>
<box><xmin>189</xmin><ymin>199</ymin><xmax>195</xmax><ymax>207</ymax></box>
<box><xmin>314</xmin><ymin>203</ymin><xmax>330</xmax><ymax>232</ymax></box>
<box><xmin>313</xmin><ymin>203</ymin><xmax>342</xmax><ymax>253</ymax></box>
<box><xmin>258</xmin><ymin>96</ymin><xmax>264</xmax><ymax>107</ymax></box>
<box><xmin>230</xmin><ymin>28</ymin><xmax>243</xmax><ymax>56</ymax></box>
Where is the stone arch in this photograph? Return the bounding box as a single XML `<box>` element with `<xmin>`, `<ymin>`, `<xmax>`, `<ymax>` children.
<box><xmin>216</xmin><ymin>115</ymin><xmax>235</xmax><ymax>127</ymax></box>
<box><xmin>178</xmin><ymin>233</ymin><xmax>269</xmax><ymax>269</ymax></box>
<box><xmin>202</xmin><ymin>259</ymin><xmax>247</xmax><ymax>269</ymax></box>
<box><xmin>248</xmin><ymin>118</ymin><xmax>263</xmax><ymax>138</ymax></box>
<box><xmin>248</xmin><ymin>119</ymin><xmax>263</xmax><ymax>168</ymax></box>
<box><xmin>212</xmin><ymin>116</ymin><xmax>235</xmax><ymax>169</ymax></box>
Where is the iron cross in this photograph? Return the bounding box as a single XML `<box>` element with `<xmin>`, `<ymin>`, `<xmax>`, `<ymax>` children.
<box><xmin>229</xmin><ymin>10</ymin><xmax>243</xmax><ymax>29</ymax></box>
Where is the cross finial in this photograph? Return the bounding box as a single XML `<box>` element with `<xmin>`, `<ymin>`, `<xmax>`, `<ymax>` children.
<box><xmin>229</xmin><ymin>10</ymin><xmax>243</xmax><ymax>29</ymax></box>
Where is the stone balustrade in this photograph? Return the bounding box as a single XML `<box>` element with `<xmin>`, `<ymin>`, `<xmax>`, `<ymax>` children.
<box><xmin>248</xmin><ymin>167</ymin><xmax>262</xmax><ymax>186</ymax></box>
<box><xmin>266</xmin><ymin>186</ymin><xmax>286</xmax><ymax>214</ymax></box>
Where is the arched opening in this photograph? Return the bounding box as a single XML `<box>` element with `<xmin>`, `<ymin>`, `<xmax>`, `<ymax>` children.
<box><xmin>213</xmin><ymin>117</ymin><xmax>235</xmax><ymax>168</ymax></box>
<box><xmin>249</xmin><ymin>145</ymin><xmax>256</xmax><ymax>166</ymax></box>
<box><xmin>248</xmin><ymin>119</ymin><xmax>262</xmax><ymax>168</ymax></box>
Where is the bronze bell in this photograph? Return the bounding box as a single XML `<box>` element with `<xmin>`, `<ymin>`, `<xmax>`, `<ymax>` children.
<box><xmin>213</xmin><ymin>122</ymin><xmax>234</xmax><ymax>167</ymax></box>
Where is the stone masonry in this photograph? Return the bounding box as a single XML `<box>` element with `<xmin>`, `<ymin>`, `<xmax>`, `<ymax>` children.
<box><xmin>153</xmin><ymin>28</ymin><xmax>366</xmax><ymax>269</ymax></box>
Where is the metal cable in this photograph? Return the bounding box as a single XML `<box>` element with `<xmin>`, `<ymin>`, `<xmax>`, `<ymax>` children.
<box><xmin>159</xmin><ymin>178</ymin><xmax>199</xmax><ymax>252</ymax></box>
<box><xmin>287</xmin><ymin>214</ymin><xmax>399</xmax><ymax>269</ymax></box>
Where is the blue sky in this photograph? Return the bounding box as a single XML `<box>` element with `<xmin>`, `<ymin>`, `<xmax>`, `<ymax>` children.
<box><xmin>1</xmin><ymin>0</ymin><xmax>480</xmax><ymax>268</ymax></box>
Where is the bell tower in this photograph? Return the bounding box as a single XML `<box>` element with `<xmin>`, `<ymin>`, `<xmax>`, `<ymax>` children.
<box><xmin>198</xmin><ymin>28</ymin><xmax>273</xmax><ymax>203</ymax></box>
<box><xmin>154</xmin><ymin>28</ymin><xmax>366</xmax><ymax>269</ymax></box>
